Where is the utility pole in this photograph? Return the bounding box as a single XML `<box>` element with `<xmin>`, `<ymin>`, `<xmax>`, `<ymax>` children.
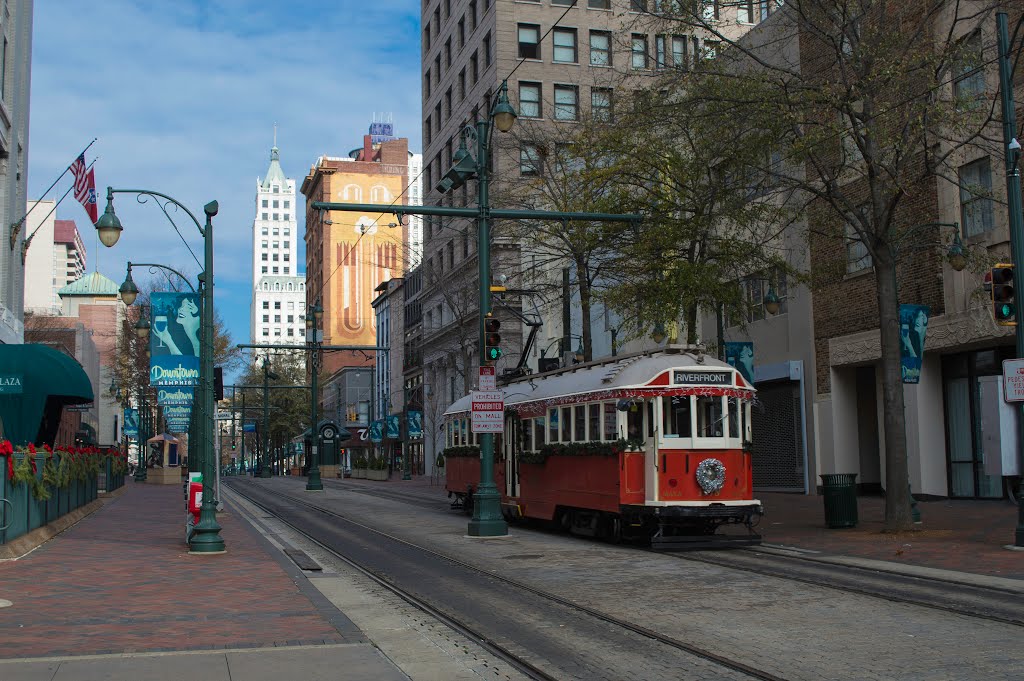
<box><xmin>997</xmin><ymin>12</ymin><xmax>1024</xmax><ymax>548</ymax></box>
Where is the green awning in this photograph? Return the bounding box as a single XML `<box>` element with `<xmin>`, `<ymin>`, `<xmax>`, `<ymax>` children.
<box><xmin>0</xmin><ymin>343</ymin><xmax>94</xmax><ymax>446</ymax></box>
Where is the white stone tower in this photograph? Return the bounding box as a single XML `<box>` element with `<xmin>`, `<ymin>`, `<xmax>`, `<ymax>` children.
<box><xmin>250</xmin><ymin>136</ymin><xmax>306</xmax><ymax>347</ymax></box>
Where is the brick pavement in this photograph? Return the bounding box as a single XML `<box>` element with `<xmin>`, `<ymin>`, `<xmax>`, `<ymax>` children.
<box><xmin>362</xmin><ymin>472</ymin><xmax>1024</xmax><ymax>580</ymax></box>
<box><xmin>0</xmin><ymin>480</ymin><xmax>351</xmax><ymax>659</ymax></box>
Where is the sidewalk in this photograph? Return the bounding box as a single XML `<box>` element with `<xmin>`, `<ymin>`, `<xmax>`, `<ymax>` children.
<box><xmin>362</xmin><ymin>473</ymin><xmax>1024</xmax><ymax>581</ymax></box>
<box><xmin>0</xmin><ymin>480</ymin><xmax>407</xmax><ymax>681</ymax></box>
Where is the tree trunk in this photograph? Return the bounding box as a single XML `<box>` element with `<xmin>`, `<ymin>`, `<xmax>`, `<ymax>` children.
<box><xmin>875</xmin><ymin>251</ymin><xmax>913</xmax><ymax>531</ymax></box>
<box><xmin>685</xmin><ymin>304</ymin><xmax>698</xmax><ymax>345</ymax></box>
<box><xmin>577</xmin><ymin>256</ymin><xmax>593</xmax><ymax>362</ymax></box>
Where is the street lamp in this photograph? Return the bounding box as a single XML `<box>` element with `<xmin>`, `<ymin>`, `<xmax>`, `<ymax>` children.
<box><xmin>261</xmin><ymin>356</ymin><xmax>278</xmax><ymax>478</ymax></box>
<box><xmin>433</xmin><ymin>80</ymin><xmax>520</xmax><ymax>537</ymax></box>
<box><xmin>94</xmin><ymin>188</ymin><xmax>225</xmax><ymax>554</ymax></box>
<box><xmin>306</xmin><ymin>299</ymin><xmax>324</xmax><ymax>491</ymax></box>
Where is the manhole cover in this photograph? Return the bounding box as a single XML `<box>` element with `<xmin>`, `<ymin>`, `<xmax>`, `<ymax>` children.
<box><xmin>500</xmin><ymin>554</ymin><xmax>544</xmax><ymax>560</ymax></box>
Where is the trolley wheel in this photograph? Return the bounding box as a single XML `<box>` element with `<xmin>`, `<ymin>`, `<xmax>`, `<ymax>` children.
<box><xmin>1006</xmin><ymin>476</ymin><xmax>1021</xmax><ymax>505</ymax></box>
<box><xmin>603</xmin><ymin>515</ymin><xmax>623</xmax><ymax>544</ymax></box>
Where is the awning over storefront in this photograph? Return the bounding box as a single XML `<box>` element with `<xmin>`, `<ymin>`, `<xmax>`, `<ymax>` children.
<box><xmin>0</xmin><ymin>343</ymin><xmax>94</xmax><ymax>446</ymax></box>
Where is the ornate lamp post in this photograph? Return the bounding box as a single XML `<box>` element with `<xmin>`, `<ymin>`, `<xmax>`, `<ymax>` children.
<box><xmin>306</xmin><ymin>299</ymin><xmax>324</xmax><ymax>491</ymax></box>
<box><xmin>96</xmin><ymin>189</ymin><xmax>225</xmax><ymax>554</ymax></box>
<box><xmin>261</xmin><ymin>357</ymin><xmax>278</xmax><ymax>478</ymax></box>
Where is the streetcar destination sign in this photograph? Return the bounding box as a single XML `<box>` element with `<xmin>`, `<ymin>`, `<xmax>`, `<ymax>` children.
<box><xmin>673</xmin><ymin>371</ymin><xmax>732</xmax><ymax>386</ymax></box>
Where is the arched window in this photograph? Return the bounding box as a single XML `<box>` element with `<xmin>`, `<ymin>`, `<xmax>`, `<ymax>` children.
<box><xmin>342</xmin><ymin>184</ymin><xmax>362</xmax><ymax>202</ymax></box>
<box><xmin>370</xmin><ymin>185</ymin><xmax>391</xmax><ymax>202</ymax></box>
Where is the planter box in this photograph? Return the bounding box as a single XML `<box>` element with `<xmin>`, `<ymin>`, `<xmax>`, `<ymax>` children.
<box><xmin>366</xmin><ymin>468</ymin><xmax>388</xmax><ymax>481</ymax></box>
<box><xmin>352</xmin><ymin>468</ymin><xmax>367</xmax><ymax>479</ymax></box>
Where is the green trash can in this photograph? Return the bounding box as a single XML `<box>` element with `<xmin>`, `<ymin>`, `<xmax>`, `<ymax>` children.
<box><xmin>820</xmin><ymin>473</ymin><xmax>858</xmax><ymax>528</ymax></box>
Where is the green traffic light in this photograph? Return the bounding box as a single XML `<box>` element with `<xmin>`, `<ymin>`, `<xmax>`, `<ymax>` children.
<box><xmin>486</xmin><ymin>347</ymin><xmax>502</xmax><ymax>360</ymax></box>
<box><xmin>997</xmin><ymin>303</ymin><xmax>1015</xmax><ymax>320</ymax></box>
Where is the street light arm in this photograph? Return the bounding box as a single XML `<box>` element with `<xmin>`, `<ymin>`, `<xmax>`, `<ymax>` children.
<box><xmin>111</xmin><ymin>188</ymin><xmax>205</xmax><ymax>269</ymax></box>
<box><xmin>128</xmin><ymin>261</ymin><xmax>197</xmax><ymax>292</ymax></box>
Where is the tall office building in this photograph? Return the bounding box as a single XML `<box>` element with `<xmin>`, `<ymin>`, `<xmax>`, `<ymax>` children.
<box><xmin>0</xmin><ymin>0</ymin><xmax>34</xmax><ymax>344</ymax></box>
<box><xmin>301</xmin><ymin>132</ymin><xmax>408</xmax><ymax>377</ymax></box>
<box><xmin>406</xmin><ymin>153</ymin><xmax>424</xmax><ymax>268</ymax></box>
<box><xmin>23</xmin><ymin>203</ymin><xmax>87</xmax><ymax>315</ymax></box>
<box><xmin>250</xmin><ymin>143</ymin><xmax>306</xmax><ymax>347</ymax></box>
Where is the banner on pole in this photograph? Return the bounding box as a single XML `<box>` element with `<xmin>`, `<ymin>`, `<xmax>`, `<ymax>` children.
<box><xmin>724</xmin><ymin>342</ymin><xmax>755</xmax><ymax>384</ymax></box>
<box><xmin>150</xmin><ymin>292</ymin><xmax>201</xmax><ymax>386</ymax></box>
<box><xmin>370</xmin><ymin>420</ymin><xmax>383</xmax><ymax>443</ymax></box>
<box><xmin>899</xmin><ymin>304</ymin><xmax>930</xmax><ymax>384</ymax></box>
<box><xmin>407</xmin><ymin>410</ymin><xmax>423</xmax><ymax>439</ymax></box>
<box><xmin>386</xmin><ymin>414</ymin><xmax>400</xmax><ymax>438</ymax></box>
<box><xmin>123</xmin><ymin>408</ymin><xmax>139</xmax><ymax>439</ymax></box>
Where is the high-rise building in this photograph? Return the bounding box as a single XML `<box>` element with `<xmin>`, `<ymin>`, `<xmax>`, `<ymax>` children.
<box><xmin>301</xmin><ymin>133</ymin><xmax>408</xmax><ymax>377</ymax></box>
<box><xmin>406</xmin><ymin>153</ymin><xmax>424</xmax><ymax>268</ymax></box>
<box><xmin>23</xmin><ymin>203</ymin><xmax>87</xmax><ymax>315</ymax></box>
<box><xmin>250</xmin><ymin>143</ymin><xmax>306</xmax><ymax>347</ymax></box>
<box><xmin>0</xmin><ymin>0</ymin><xmax>35</xmax><ymax>344</ymax></box>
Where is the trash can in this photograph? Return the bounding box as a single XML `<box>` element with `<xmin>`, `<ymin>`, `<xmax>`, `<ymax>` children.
<box><xmin>820</xmin><ymin>473</ymin><xmax>858</xmax><ymax>528</ymax></box>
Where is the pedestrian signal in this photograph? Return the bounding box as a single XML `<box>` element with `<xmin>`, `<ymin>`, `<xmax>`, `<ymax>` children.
<box><xmin>484</xmin><ymin>316</ymin><xmax>502</xmax><ymax>361</ymax></box>
<box><xmin>991</xmin><ymin>264</ymin><xmax>1017</xmax><ymax>326</ymax></box>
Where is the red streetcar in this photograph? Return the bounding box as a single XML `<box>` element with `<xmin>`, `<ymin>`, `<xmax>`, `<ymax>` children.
<box><xmin>443</xmin><ymin>346</ymin><xmax>763</xmax><ymax>548</ymax></box>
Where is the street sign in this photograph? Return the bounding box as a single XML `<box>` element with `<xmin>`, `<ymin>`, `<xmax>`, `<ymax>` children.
<box><xmin>1003</xmin><ymin>359</ymin><xmax>1024</xmax><ymax>402</ymax></box>
<box><xmin>479</xmin><ymin>366</ymin><xmax>496</xmax><ymax>391</ymax></box>
<box><xmin>471</xmin><ymin>390</ymin><xmax>504</xmax><ymax>433</ymax></box>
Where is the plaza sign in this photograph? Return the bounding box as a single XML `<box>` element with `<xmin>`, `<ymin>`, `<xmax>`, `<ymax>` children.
<box><xmin>0</xmin><ymin>374</ymin><xmax>22</xmax><ymax>394</ymax></box>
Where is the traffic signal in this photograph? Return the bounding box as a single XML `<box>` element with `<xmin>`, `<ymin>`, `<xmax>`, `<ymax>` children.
<box><xmin>231</xmin><ymin>440</ymin><xmax>237</xmax><ymax>450</ymax></box>
<box><xmin>991</xmin><ymin>264</ymin><xmax>1017</xmax><ymax>326</ymax></box>
<box><xmin>484</xmin><ymin>316</ymin><xmax>502</xmax><ymax>362</ymax></box>
<box><xmin>214</xmin><ymin>367</ymin><xmax>224</xmax><ymax>401</ymax></box>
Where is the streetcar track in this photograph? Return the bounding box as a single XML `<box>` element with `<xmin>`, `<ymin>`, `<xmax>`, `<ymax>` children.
<box><xmin>330</xmin><ymin>480</ymin><xmax>1024</xmax><ymax>626</ymax></box>
<box><xmin>671</xmin><ymin>549</ymin><xmax>1024</xmax><ymax>627</ymax></box>
<box><xmin>226</xmin><ymin>479</ymin><xmax>788</xmax><ymax>681</ymax></box>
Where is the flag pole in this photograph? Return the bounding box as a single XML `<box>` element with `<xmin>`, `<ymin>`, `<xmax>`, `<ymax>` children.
<box><xmin>20</xmin><ymin>159</ymin><xmax>98</xmax><ymax>264</ymax></box>
<box><xmin>8</xmin><ymin>138</ymin><xmax>98</xmax><ymax>250</ymax></box>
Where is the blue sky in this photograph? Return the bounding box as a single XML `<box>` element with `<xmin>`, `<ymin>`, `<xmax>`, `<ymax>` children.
<box><xmin>29</xmin><ymin>0</ymin><xmax>422</xmax><ymax>376</ymax></box>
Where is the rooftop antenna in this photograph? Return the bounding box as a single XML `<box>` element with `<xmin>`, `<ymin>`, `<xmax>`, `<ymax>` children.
<box><xmin>273</xmin><ymin>122</ymin><xmax>277</xmax><ymax>148</ymax></box>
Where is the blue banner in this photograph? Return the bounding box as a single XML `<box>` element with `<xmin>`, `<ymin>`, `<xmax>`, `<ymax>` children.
<box><xmin>407</xmin><ymin>410</ymin><xmax>423</xmax><ymax>439</ymax></box>
<box><xmin>370</xmin><ymin>420</ymin><xmax>383</xmax><ymax>443</ymax></box>
<box><xmin>386</xmin><ymin>414</ymin><xmax>400</xmax><ymax>438</ymax></box>
<box><xmin>157</xmin><ymin>387</ymin><xmax>194</xmax><ymax>406</ymax></box>
<box><xmin>150</xmin><ymin>292</ymin><xmax>201</xmax><ymax>386</ymax></box>
<box><xmin>900</xmin><ymin>304</ymin><xmax>930</xmax><ymax>384</ymax></box>
<box><xmin>242</xmin><ymin>421</ymin><xmax>256</xmax><ymax>433</ymax></box>
<box><xmin>724</xmin><ymin>342</ymin><xmax>755</xmax><ymax>385</ymax></box>
<box><xmin>123</xmin><ymin>408</ymin><xmax>139</xmax><ymax>439</ymax></box>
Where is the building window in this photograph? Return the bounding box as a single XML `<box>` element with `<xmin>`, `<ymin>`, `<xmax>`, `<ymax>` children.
<box><xmin>261</xmin><ymin>199</ymin><xmax>268</xmax><ymax>208</ymax></box>
<box><xmin>520</xmin><ymin>144</ymin><xmax>542</xmax><ymax>176</ymax></box>
<box><xmin>845</xmin><ymin>223</ymin><xmax>872</xmax><ymax>274</ymax></box>
<box><xmin>263</xmin><ymin>301</ymin><xmax>269</xmax><ymax>309</ymax></box>
<box><xmin>553</xmin><ymin>28</ymin><xmax>577</xmax><ymax>63</ymax></box>
<box><xmin>518</xmin><ymin>24</ymin><xmax>540</xmax><ymax>60</ymax></box>
<box><xmin>631</xmin><ymin>34</ymin><xmax>648</xmax><ymax>69</ymax></box>
<box><xmin>275</xmin><ymin>301</ymin><xmax>281</xmax><ymax>309</ymax></box>
<box><xmin>471</xmin><ymin>52</ymin><xmax>478</xmax><ymax>82</ymax></box>
<box><xmin>469</xmin><ymin>0</ymin><xmax>477</xmax><ymax>30</ymax></box>
<box><xmin>283</xmin><ymin>214</ymin><xmax>289</xmax><ymax>221</ymax></box>
<box><xmin>589</xmin><ymin>0</ymin><xmax>610</xmax><ymax>7</ymax></box>
<box><xmin>484</xmin><ymin>32</ymin><xmax>492</xmax><ymax>66</ymax></box>
<box><xmin>261</xmin><ymin>212</ymin><xmax>268</xmax><ymax>220</ymax></box>
<box><xmin>592</xmin><ymin>88</ymin><xmax>613</xmax><ymax>122</ymax></box>
<box><xmin>445</xmin><ymin>37</ymin><xmax>451</xmax><ymax>68</ymax></box>
<box><xmin>554</xmin><ymin>85</ymin><xmax>579</xmax><ymax>121</ymax></box>
<box><xmin>672</xmin><ymin>35</ymin><xmax>688</xmax><ymax>69</ymax></box>
<box><xmin>424</xmin><ymin>69</ymin><xmax>431</xmax><ymax>97</ymax></box>
<box><xmin>519</xmin><ymin>82</ymin><xmax>541</xmax><ymax>118</ymax></box>
<box><xmin>458</xmin><ymin>17</ymin><xmax>465</xmax><ymax>49</ymax></box>
<box><xmin>655</xmin><ymin>35</ymin><xmax>667</xmax><ymax>69</ymax></box>
<box><xmin>954</xmin><ymin>30</ymin><xmax>985</xmax><ymax>109</ymax></box>
<box><xmin>272</xmin><ymin>200</ymin><xmax>279</xmax><ymax>208</ymax></box>
<box><xmin>262</xmin><ymin>253</ymin><xmax>268</xmax><ymax>261</ymax></box>
<box><xmin>272</xmin><ymin>267</ymin><xmax>279</xmax><ymax>274</ymax></box>
<box><xmin>283</xmin><ymin>267</ymin><xmax>289</xmax><ymax>274</ymax></box>
<box><xmin>630</xmin><ymin>0</ymin><xmax>646</xmax><ymax>10</ymax></box>
<box><xmin>459</xmin><ymin>68</ymin><xmax>466</xmax><ymax>100</ymax></box>
<box><xmin>263</xmin><ymin>315</ymin><xmax>269</xmax><ymax>323</ymax></box>
<box><xmin>960</xmin><ymin>157</ymin><xmax>994</xmax><ymax>237</ymax></box>
<box><xmin>737</xmin><ymin>0</ymin><xmax>754</xmax><ymax>23</ymax></box>
<box><xmin>590</xmin><ymin>31</ymin><xmax>611</xmax><ymax>66</ymax></box>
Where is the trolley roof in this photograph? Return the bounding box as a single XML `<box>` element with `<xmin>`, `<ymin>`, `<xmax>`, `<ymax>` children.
<box><xmin>443</xmin><ymin>346</ymin><xmax>754</xmax><ymax>418</ymax></box>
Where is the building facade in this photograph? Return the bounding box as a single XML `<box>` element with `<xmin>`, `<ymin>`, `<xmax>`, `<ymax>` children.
<box><xmin>407</xmin><ymin>153</ymin><xmax>424</xmax><ymax>268</ymax></box>
<box><xmin>250</xmin><ymin>144</ymin><xmax>306</xmax><ymax>346</ymax></box>
<box><xmin>416</xmin><ymin>0</ymin><xmax>758</xmax><ymax>473</ymax></box>
<box><xmin>23</xmin><ymin>206</ymin><xmax>87</xmax><ymax>315</ymax></box>
<box><xmin>300</xmin><ymin>134</ymin><xmax>408</xmax><ymax>377</ymax></box>
<box><xmin>0</xmin><ymin>0</ymin><xmax>34</xmax><ymax>345</ymax></box>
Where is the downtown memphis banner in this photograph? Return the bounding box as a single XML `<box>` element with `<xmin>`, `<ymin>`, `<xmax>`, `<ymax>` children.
<box><xmin>899</xmin><ymin>304</ymin><xmax>930</xmax><ymax>384</ymax></box>
<box><xmin>150</xmin><ymin>292</ymin><xmax>201</xmax><ymax>387</ymax></box>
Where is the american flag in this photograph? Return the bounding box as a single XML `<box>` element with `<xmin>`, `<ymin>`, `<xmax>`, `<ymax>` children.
<box><xmin>70</xmin><ymin>153</ymin><xmax>98</xmax><ymax>223</ymax></box>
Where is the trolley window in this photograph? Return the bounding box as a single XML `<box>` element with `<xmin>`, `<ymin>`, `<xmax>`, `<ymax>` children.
<box><xmin>461</xmin><ymin>418</ymin><xmax>469</xmax><ymax>445</ymax></box>
<box><xmin>696</xmin><ymin>396</ymin><xmax>724</xmax><ymax>438</ymax></box>
<box><xmin>588</xmin><ymin>403</ymin><xmax>601</xmax><ymax>441</ymax></box>
<box><xmin>574</xmin><ymin>405</ymin><xmax>586</xmax><ymax>441</ymax></box>
<box><xmin>534</xmin><ymin>417</ymin><xmax>545</xmax><ymax>449</ymax></box>
<box><xmin>661</xmin><ymin>396</ymin><xmax>692</xmax><ymax>438</ymax></box>
<box><xmin>549</xmin><ymin>408</ymin><xmax>559</xmax><ymax>443</ymax></box>
<box><xmin>647</xmin><ymin>400</ymin><xmax>656</xmax><ymax>438</ymax></box>
<box><xmin>728</xmin><ymin>397</ymin><xmax>740</xmax><ymax>439</ymax></box>
<box><xmin>603</xmin><ymin>402</ymin><xmax>617</xmax><ymax>440</ymax></box>
<box><xmin>626</xmin><ymin>404</ymin><xmax>644</xmax><ymax>440</ymax></box>
<box><xmin>561</xmin><ymin>406</ymin><xmax>572</xmax><ymax>442</ymax></box>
